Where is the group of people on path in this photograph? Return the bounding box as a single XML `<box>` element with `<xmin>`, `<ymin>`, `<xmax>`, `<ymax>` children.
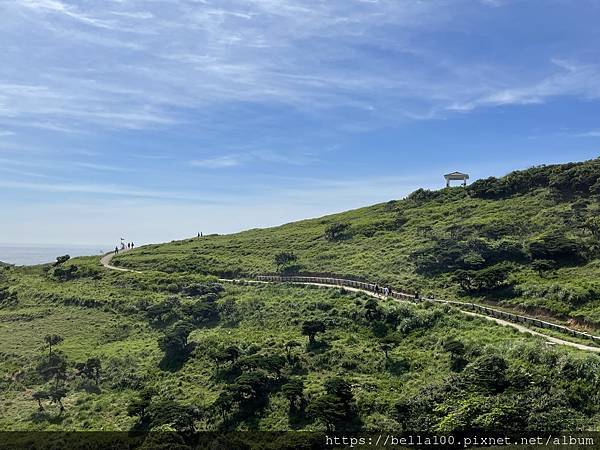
<box><xmin>373</xmin><ymin>283</ymin><xmax>420</xmax><ymax>300</ymax></box>
<box><xmin>114</xmin><ymin>241</ymin><xmax>135</xmax><ymax>254</ymax></box>
<box><xmin>373</xmin><ymin>284</ymin><xmax>392</xmax><ymax>297</ymax></box>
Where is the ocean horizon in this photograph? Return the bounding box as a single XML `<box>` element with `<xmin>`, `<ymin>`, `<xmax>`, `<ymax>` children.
<box><xmin>0</xmin><ymin>243</ymin><xmax>112</xmax><ymax>266</ymax></box>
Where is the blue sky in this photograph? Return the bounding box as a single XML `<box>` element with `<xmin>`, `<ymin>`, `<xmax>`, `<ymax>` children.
<box><xmin>1</xmin><ymin>0</ymin><xmax>599</xmax><ymax>247</ymax></box>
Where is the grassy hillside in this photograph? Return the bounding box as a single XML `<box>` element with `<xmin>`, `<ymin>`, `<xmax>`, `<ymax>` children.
<box><xmin>2</xmin><ymin>157</ymin><xmax>600</xmax><ymax>440</ymax></box>
<box><xmin>115</xmin><ymin>158</ymin><xmax>600</xmax><ymax>328</ymax></box>
<box><xmin>1</xmin><ymin>259</ymin><xmax>600</xmax><ymax>436</ymax></box>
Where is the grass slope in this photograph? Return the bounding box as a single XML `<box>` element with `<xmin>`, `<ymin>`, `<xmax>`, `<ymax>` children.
<box><xmin>115</xmin><ymin>158</ymin><xmax>600</xmax><ymax>328</ymax></box>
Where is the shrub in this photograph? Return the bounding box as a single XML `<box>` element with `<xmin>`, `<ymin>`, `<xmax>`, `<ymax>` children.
<box><xmin>325</xmin><ymin>223</ymin><xmax>350</xmax><ymax>241</ymax></box>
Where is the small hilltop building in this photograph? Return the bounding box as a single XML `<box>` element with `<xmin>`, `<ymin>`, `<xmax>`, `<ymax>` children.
<box><xmin>444</xmin><ymin>171</ymin><xmax>469</xmax><ymax>187</ymax></box>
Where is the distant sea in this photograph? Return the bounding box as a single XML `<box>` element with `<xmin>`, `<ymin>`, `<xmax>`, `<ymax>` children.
<box><xmin>0</xmin><ymin>243</ymin><xmax>111</xmax><ymax>266</ymax></box>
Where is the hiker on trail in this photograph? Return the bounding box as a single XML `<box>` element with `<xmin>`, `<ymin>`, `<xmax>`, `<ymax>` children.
<box><xmin>384</xmin><ymin>287</ymin><xmax>389</xmax><ymax>296</ymax></box>
<box><xmin>115</xmin><ymin>246</ymin><xmax>118</xmax><ymax>254</ymax></box>
<box><xmin>131</xmin><ymin>242</ymin><xmax>135</xmax><ymax>248</ymax></box>
<box><xmin>374</xmin><ymin>285</ymin><xmax>379</xmax><ymax>294</ymax></box>
<box><xmin>415</xmin><ymin>290</ymin><xmax>420</xmax><ymax>300</ymax></box>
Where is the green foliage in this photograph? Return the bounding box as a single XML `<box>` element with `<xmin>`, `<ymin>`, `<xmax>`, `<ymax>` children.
<box><xmin>301</xmin><ymin>319</ymin><xmax>326</xmax><ymax>344</ymax></box>
<box><xmin>528</xmin><ymin>232</ymin><xmax>582</xmax><ymax>263</ymax></box>
<box><xmin>308</xmin><ymin>377</ymin><xmax>361</xmax><ymax>431</ymax></box>
<box><xmin>452</xmin><ymin>263</ymin><xmax>514</xmax><ymax>294</ymax></box>
<box><xmin>281</xmin><ymin>378</ymin><xmax>304</xmax><ymax>410</ymax></box>
<box><xmin>324</xmin><ymin>222</ymin><xmax>350</xmax><ymax>241</ymax></box>
<box><xmin>75</xmin><ymin>357</ymin><xmax>102</xmax><ymax>385</ymax></box>
<box><xmin>44</xmin><ymin>334</ymin><xmax>63</xmax><ymax>356</ymax></box>
<box><xmin>531</xmin><ymin>259</ymin><xmax>556</xmax><ymax>277</ymax></box>
<box><xmin>54</xmin><ymin>255</ymin><xmax>70</xmax><ymax>266</ymax></box>
<box><xmin>274</xmin><ymin>252</ymin><xmax>298</xmax><ymax>272</ymax></box>
<box><xmin>158</xmin><ymin>321</ymin><xmax>194</xmax><ymax>368</ymax></box>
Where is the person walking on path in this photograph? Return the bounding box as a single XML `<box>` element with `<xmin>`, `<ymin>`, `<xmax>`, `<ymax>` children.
<box><xmin>115</xmin><ymin>246</ymin><xmax>119</xmax><ymax>254</ymax></box>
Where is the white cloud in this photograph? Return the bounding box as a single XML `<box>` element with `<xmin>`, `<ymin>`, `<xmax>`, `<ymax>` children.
<box><xmin>447</xmin><ymin>60</ymin><xmax>600</xmax><ymax>112</ymax></box>
<box><xmin>572</xmin><ymin>130</ymin><xmax>600</xmax><ymax>138</ymax></box>
<box><xmin>191</xmin><ymin>155</ymin><xmax>242</xmax><ymax>168</ymax></box>
<box><xmin>190</xmin><ymin>148</ymin><xmax>318</xmax><ymax>169</ymax></box>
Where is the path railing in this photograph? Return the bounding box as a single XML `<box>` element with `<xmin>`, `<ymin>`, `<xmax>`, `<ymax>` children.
<box><xmin>254</xmin><ymin>274</ymin><xmax>600</xmax><ymax>345</ymax></box>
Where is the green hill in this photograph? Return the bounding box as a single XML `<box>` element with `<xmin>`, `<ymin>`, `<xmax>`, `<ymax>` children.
<box><xmin>2</xmin><ymin>157</ymin><xmax>600</xmax><ymax>438</ymax></box>
<box><xmin>115</xmin><ymin>157</ymin><xmax>600</xmax><ymax>328</ymax></box>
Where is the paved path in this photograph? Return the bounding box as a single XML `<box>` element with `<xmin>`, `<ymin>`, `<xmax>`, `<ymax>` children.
<box><xmin>99</xmin><ymin>255</ymin><xmax>600</xmax><ymax>353</ymax></box>
<box><xmin>100</xmin><ymin>250</ymin><xmax>142</xmax><ymax>273</ymax></box>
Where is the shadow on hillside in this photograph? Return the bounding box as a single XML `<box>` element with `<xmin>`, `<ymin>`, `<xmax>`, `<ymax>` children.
<box><xmin>306</xmin><ymin>340</ymin><xmax>330</xmax><ymax>354</ymax></box>
<box><xmin>30</xmin><ymin>411</ymin><xmax>66</xmax><ymax>424</ymax></box>
<box><xmin>288</xmin><ymin>401</ymin><xmax>312</xmax><ymax>429</ymax></box>
<box><xmin>159</xmin><ymin>343</ymin><xmax>197</xmax><ymax>372</ymax></box>
<box><xmin>385</xmin><ymin>357</ymin><xmax>411</xmax><ymax>376</ymax></box>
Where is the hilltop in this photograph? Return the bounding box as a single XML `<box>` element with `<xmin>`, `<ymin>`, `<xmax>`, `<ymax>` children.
<box><xmin>115</xmin><ymin>158</ymin><xmax>600</xmax><ymax>328</ymax></box>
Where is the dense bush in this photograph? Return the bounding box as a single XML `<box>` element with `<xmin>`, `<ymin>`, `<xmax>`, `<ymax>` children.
<box><xmin>413</xmin><ymin>237</ymin><xmax>525</xmax><ymax>276</ymax></box>
<box><xmin>527</xmin><ymin>232</ymin><xmax>582</xmax><ymax>263</ymax></box>
<box><xmin>468</xmin><ymin>159</ymin><xmax>600</xmax><ymax>200</ymax></box>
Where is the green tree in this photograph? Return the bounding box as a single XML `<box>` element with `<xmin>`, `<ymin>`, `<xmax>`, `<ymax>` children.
<box><xmin>32</xmin><ymin>390</ymin><xmax>49</xmax><ymax>412</ymax></box>
<box><xmin>308</xmin><ymin>377</ymin><xmax>361</xmax><ymax>431</ymax></box>
<box><xmin>531</xmin><ymin>259</ymin><xmax>556</xmax><ymax>277</ymax></box>
<box><xmin>54</xmin><ymin>255</ymin><xmax>70</xmax><ymax>266</ymax></box>
<box><xmin>379</xmin><ymin>335</ymin><xmax>399</xmax><ymax>361</ymax></box>
<box><xmin>49</xmin><ymin>385</ymin><xmax>68</xmax><ymax>415</ymax></box>
<box><xmin>76</xmin><ymin>357</ymin><xmax>102</xmax><ymax>385</ymax></box>
<box><xmin>146</xmin><ymin>399</ymin><xmax>196</xmax><ymax>433</ymax></box>
<box><xmin>301</xmin><ymin>320</ymin><xmax>326</xmax><ymax>345</ymax></box>
<box><xmin>325</xmin><ymin>223</ymin><xmax>350</xmax><ymax>241</ymax></box>
<box><xmin>307</xmin><ymin>394</ymin><xmax>347</xmax><ymax>431</ymax></box>
<box><xmin>158</xmin><ymin>321</ymin><xmax>194</xmax><ymax>364</ymax></box>
<box><xmin>44</xmin><ymin>334</ymin><xmax>63</xmax><ymax>357</ymax></box>
<box><xmin>442</xmin><ymin>338</ymin><xmax>468</xmax><ymax>372</ymax></box>
<box><xmin>274</xmin><ymin>252</ymin><xmax>298</xmax><ymax>272</ymax></box>
<box><xmin>462</xmin><ymin>354</ymin><xmax>508</xmax><ymax>393</ymax></box>
<box><xmin>364</xmin><ymin>298</ymin><xmax>381</xmax><ymax>321</ymax></box>
<box><xmin>37</xmin><ymin>352</ymin><xmax>68</xmax><ymax>386</ymax></box>
<box><xmin>281</xmin><ymin>378</ymin><xmax>304</xmax><ymax>410</ymax></box>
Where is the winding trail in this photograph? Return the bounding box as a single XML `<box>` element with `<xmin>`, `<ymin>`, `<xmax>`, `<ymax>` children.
<box><xmin>100</xmin><ymin>250</ymin><xmax>142</xmax><ymax>273</ymax></box>
<box><xmin>100</xmin><ymin>252</ymin><xmax>600</xmax><ymax>353</ymax></box>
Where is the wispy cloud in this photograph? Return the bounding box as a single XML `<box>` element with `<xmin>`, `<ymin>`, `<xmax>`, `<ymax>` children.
<box><xmin>73</xmin><ymin>162</ymin><xmax>132</xmax><ymax>172</ymax></box>
<box><xmin>191</xmin><ymin>155</ymin><xmax>242</xmax><ymax>168</ymax></box>
<box><xmin>0</xmin><ymin>179</ymin><xmax>217</xmax><ymax>202</ymax></box>
<box><xmin>191</xmin><ymin>148</ymin><xmax>318</xmax><ymax>169</ymax></box>
<box><xmin>447</xmin><ymin>60</ymin><xmax>600</xmax><ymax>112</ymax></box>
<box><xmin>3</xmin><ymin>0</ymin><xmax>597</xmax><ymax>135</ymax></box>
<box><xmin>571</xmin><ymin>130</ymin><xmax>600</xmax><ymax>138</ymax></box>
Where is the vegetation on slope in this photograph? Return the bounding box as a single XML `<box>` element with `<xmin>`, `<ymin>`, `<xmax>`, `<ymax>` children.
<box><xmin>114</xmin><ymin>157</ymin><xmax>600</xmax><ymax>328</ymax></box>
<box><xmin>2</xmin><ymin>259</ymin><xmax>600</xmax><ymax>437</ymax></box>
